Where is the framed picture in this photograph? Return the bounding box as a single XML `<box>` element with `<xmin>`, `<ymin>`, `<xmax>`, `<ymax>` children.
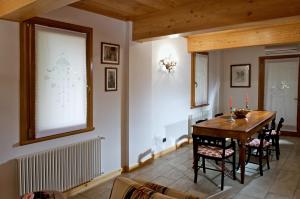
<box><xmin>105</xmin><ymin>67</ymin><xmax>117</xmax><ymax>91</ymax></box>
<box><xmin>101</xmin><ymin>42</ymin><xmax>120</xmax><ymax>65</ymax></box>
<box><xmin>230</xmin><ymin>64</ymin><xmax>251</xmax><ymax>87</ymax></box>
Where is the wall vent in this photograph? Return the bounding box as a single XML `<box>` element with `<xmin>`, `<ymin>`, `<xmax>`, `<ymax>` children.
<box><xmin>265</xmin><ymin>44</ymin><xmax>300</xmax><ymax>55</ymax></box>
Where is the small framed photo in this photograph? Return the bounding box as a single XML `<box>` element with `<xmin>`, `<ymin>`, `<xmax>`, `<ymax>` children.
<box><xmin>105</xmin><ymin>67</ymin><xmax>117</xmax><ymax>91</ymax></box>
<box><xmin>230</xmin><ymin>64</ymin><xmax>251</xmax><ymax>87</ymax></box>
<box><xmin>101</xmin><ymin>42</ymin><xmax>120</xmax><ymax>65</ymax></box>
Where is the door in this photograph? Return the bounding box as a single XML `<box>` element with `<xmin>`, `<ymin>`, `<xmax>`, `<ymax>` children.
<box><xmin>263</xmin><ymin>56</ymin><xmax>300</xmax><ymax>133</ymax></box>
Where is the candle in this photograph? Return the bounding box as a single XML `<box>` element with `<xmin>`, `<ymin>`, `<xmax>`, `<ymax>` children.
<box><xmin>229</xmin><ymin>96</ymin><xmax>232</xmax><ymax>109</ymax></box>
<box><xmin>245</xmin><ymin>94</ymin><xmax>249</xmax><ymax>109</ymax></box>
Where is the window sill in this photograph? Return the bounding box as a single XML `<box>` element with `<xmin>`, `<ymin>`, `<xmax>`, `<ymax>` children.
<box><xmin>190</xmin><ymin>104</ymin><xmax>209</xmax><ymax>109</ymax></box>
<box><xmin>19</xmin><ymin>127</ymin><xmax>95</xmax><ymax>146</ymax></box>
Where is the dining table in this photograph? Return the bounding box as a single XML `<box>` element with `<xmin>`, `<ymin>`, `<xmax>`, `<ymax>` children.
<box><xmin>192</xmin><ymin>110</ymin><xmax>276</xmax><ymax>184</ymax></box>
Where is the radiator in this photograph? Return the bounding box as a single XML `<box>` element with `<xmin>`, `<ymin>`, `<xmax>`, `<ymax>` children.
<box><xmin>17</xmin><ymin>137</ymin><xmax>104</xmax><ymax>196</ymax></box>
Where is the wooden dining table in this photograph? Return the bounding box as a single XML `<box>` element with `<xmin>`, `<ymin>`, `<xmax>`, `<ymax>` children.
<box><xmin>192</xmin><ymin>110</ymin><xmax>276</xmax><ymax>184</ymax></box>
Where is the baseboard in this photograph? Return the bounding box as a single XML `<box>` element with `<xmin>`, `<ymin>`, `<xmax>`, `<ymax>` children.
<box><xmin>63</xmin><ymin>168</ymin><xmax>122</xmax><ymax>197</ymax></box>
<box><xmin>123</xmin><ymin>139</ymin><xmax>191</xmax><ymax>173</ymax></box>
<box><xmin>281</xmin><ymin>131</ymin><xmax>300</xmax><ymax>137</ymax></box>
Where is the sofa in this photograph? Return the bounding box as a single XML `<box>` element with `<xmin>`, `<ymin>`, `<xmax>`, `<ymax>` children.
<box><xmin>109</xmin><ymin>177</ymin><xmax>203</xmax><ymax>199</ymax></box>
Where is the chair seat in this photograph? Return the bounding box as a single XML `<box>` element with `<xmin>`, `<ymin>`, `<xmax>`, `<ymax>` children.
<box><xmin>197</xmin><ymin>146</ymin><xmax>234</xmax><ymax>158</ymax></box>
<box><xmin>246</xmin><ymin>138</ymin><xmax>271</xmax><ymax>148</ymax></box>
<box><xmin>266</xmin><ymin>130</ymin><xmax>280</xmax><ymax>136</ymax></box>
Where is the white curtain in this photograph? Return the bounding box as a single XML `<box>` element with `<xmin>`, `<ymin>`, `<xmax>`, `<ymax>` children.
<box><xmin>195</xmin><ymin>53</ymin><xmax>208</xmax><ymax>106</ymax></box>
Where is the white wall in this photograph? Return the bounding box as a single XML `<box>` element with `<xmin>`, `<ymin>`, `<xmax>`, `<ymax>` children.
<box><xmin>0</xmin><ymin>7</ymin><xmax>128</xmax><ymax>198</ymax></box>
<box><xmin>128</xmin><ymin>37</ymin><xmax>223</xmax><ymax>166</ymax></box>
<box><xmin>221</xmin><ymin>46</ymin><xmax>265</xmax><ymax>112</ymax></box>
<box><xmin>0</xmin><ymin>7</ymin><xmax>227</xmax><ymax>198</ymax></box>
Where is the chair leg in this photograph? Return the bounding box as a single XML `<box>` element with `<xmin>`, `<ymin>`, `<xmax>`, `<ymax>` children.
<box><xmin>221</xmin><ymin>160</ymin><xmax>225</xmax><ymax>191</ymax></box>
<box><xmin>259</xmin><ymin>148</ymin><xmax>263</xmax><ymax>176</ymax></box>
<box><xmin>202</xmin><ymin>157</ymin><xmax>206</xmax><ymax>173</ymax></box>
<box><xmin>275</xmin><ymin>136</ymin><xmax>280</xmax><ymax>160</ymax></box>
<box><xmin>266</xmin><ymin>148</ymin><xmax>270</xmax><ymax>170</ymax></box>
<box><xmin>246</xmin><ymin>148</ymin><xmax>251</xmax><ymax>164</ymax></box>
<box><xmin>194</xmin><ymin>156</ymin><xmax>199</xmax><ymax>183</ymax></box>
<box><xmin>232</xmin><ymin>152</ymin><xmax>236</xmax><ymax>180</ymax></box>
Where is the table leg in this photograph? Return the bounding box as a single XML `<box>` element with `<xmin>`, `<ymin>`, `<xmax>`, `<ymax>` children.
<box><xmin>192</xmin><ymin>135</ymin><xmax>199</xmax><ymax>183</ymax></box>
<box><xmin>239</xmin><ymin>141</ymin><xmax>246</xmax><ymax>184</ymax></box>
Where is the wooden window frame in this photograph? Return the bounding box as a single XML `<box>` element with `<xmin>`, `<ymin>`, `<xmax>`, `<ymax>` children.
<box><xmin>191</xmin><ymin>52</ymin><xmax>209</xmax><ymax>109</ymax></box>
<box><xmin>20</xmin><ymin>17</ymin><xmax>94</xmax><ymax>145</ymax></box>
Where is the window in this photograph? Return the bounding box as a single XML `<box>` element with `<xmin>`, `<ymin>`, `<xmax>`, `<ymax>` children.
<box><xmin>191</xmin><ymin>52</ymin><xmax>209</xmax><ymax>108</ymax></box>
<box><xmin>20</xmin><ymin>17</ymin><xmax>94</xmax><ymax>145</ymax></box>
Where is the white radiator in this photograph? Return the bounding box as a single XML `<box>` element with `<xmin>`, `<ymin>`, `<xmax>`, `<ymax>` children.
<box><xmin>17</xmin><ymin>137</ymin><xmax>104</xmax><ymax>196</ymax></box>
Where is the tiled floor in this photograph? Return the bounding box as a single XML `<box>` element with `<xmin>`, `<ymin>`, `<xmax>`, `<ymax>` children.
<box><xmin>70</xmin><ymin>137</ymin><xmax>300</xmax><ymax>199</ymax></box>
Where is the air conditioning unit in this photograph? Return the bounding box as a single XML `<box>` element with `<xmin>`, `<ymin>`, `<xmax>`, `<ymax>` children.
<box><xmin>265</xmin><ymin>44</ymin><xmax>300</xmax><ymax>55</ymax></box>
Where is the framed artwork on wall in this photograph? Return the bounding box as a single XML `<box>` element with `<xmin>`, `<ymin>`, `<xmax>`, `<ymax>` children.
<box><xmin>230</xmin><ymin>64</ymin><xmax>251</xmax><ymax>87</ymax></box>
<box><xmin>101</xmin><ymin>42</ymin><xmax>120</xmax><ymax>65</ymax></box>
<box><xmin>105</xmin><ymin>67</ymin><xmax>117</xmax><ymax>91</ymax></box>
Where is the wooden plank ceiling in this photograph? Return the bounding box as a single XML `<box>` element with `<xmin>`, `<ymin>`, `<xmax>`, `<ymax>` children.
<box><xmin>70</xmin><ymin>0</ymin><xmax>300</xmax><ymax>42</ymax></box>
<box><xmin>70</xmin><ymin>0</ymin><xmax>194</xmax><ymax>21</ymax></box>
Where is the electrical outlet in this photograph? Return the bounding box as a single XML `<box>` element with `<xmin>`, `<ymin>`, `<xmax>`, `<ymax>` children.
<box><xmin>162</xmin><ymin>138</ymin><xmax>167</xmax><ymax>143</ymax></box>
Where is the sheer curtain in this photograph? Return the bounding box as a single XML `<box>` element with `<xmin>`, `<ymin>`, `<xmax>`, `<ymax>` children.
<box><xmin>195</xmin><ymin>53</ymin><xmax>208</xmax><ymax>106</ymax></box>
<box><xmin>35</xmin><ymin>25</ymin><xmax>87</xmax><ymax>138</ymax></box>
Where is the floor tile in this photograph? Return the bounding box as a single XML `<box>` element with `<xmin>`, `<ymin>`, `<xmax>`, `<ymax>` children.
<box><xmin>265</xmin><ymin>193</ymin><xmax>291</xmax><ymax>199</ymax></box>
<box><xmin>68</xmin><ymin>137</ymin><xmax>300</xmax><ymax>199</ymax></box>
<box><xmin>234</xmin><ymin>193</ymin><xmax>260</xmax><ymax>199</ymax></box>
<box><xmin>269</xmin><ymin>170</ymin><xmax>300</xmax><ymax>198</ymax></box>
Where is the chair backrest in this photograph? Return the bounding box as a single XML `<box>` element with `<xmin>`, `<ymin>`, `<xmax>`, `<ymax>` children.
<box><xmin>194</xmin><ymin>118</ymin><xmax>222</xmax><ymax>147</ymax></box>
<box><xmin>258</xmin><ymin>128</ymin><xmax>269</xmax><ymax>148</ymax></box>
<box><xmin>214</xmin><ymin>113</ymin><xmax>224</xmax><ymax>117</ymax></box>
<box><xmin>276</xmin><ymin>117</ymin><xmax>284</xmax><ymax>133</ymax></box>
<box><xmin>270</xmin><ymin>119</ymin><xmax>276</xmax><ymax>130</ymax></box>
<box><xmin>195</xmin><ymin>119</ymin><xmax>207</xmax><ymax>124</ymax></box>
<box><xmin>193</xmin><ymin>134</ymin><xmax>227</xmax><ymax>156</ymax></box>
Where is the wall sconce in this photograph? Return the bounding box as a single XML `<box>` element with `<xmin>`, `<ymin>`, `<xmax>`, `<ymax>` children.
<box><xmin>159</xmin><ymin>56</ymin><xmax>177</xmax><ymax>73</ymax></box>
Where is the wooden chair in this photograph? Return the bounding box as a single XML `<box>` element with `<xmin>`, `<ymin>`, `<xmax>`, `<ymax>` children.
<box><xmin>193</xmin><ymin>133</ymin><xmax>236</xmax><ymax>190</ymax></box>
<box><xmin>245</xmin><ymin>129</ymin><xmax>271</xmax><ymax>176</ymax></box>
<box><xmin>196</xmin><ymin>119</ymin><xmax>208</xmax><ymax>124</ymax></box>
<box><xmin>214</xmin><ymin>113</ymin><xmax>233</xmax><ymax>143</ymax></box>
<box><xmin>264</xmin><ymin>118</ymin><xmax>284</xmax><ymax>160</ymax></box>
<box><xmin>214</xmin><ymin>113</ymin><xmax>224</xmax><ymax>117</ymax></box>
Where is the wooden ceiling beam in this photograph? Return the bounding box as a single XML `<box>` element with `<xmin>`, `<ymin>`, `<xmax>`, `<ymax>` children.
<box><xmin>0</xmin><ymin>0</ymin><xmax>80</xmax><ymax>22</ymax></box>
<box><xmin>132</xmin><ymin>0</ymin><xmax>300</xmax><ymax>41</ymax></box>
<box><xmin>187</xmin><ymin>19</ymin><xmax>300</xmax><ymax>52</ymax></box>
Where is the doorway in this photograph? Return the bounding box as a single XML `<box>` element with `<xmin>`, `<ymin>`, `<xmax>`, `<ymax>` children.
<box><xmin>258</xmin><ymin>54</ymin><xmax>300</xmax><ymax>135</ymax></box>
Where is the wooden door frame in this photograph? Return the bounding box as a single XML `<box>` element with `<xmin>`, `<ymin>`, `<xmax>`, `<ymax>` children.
<box><xmin>258</xmin><ymin>54</ymin><xmax>300</xmax><ymax>136</ymax></box>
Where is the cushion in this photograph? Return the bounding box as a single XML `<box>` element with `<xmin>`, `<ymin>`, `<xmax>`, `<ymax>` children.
<box><xmin>110</xmin><ymin>177</ymin><xmax>202</xmax><ymax>199</ymax></box>
<box><xmin>245</xmin><ymin>138</ymin><xmax>271</xmax><ymax>148</ymax></box>
<box><xmin>143</xmin><ymin>182</ymin><xmax>200</xmax><ymax>199</ymax></box>
<box><xmin>21</xmin><ymin>191</ymin><xmax>65</xmax><ymax>199</ymax></box>
<box><xmin>125</xmin><ymin>186</ymin><xmax>175</xmax><ymax>199</ymax></box>
<box><xmin>197</xmin><ymin>146</ymin><xmax>234</xmax><ymax>158</ymax></box>
<box><xmin>266</xmin><ymin>130</ymin><xmax>280</xmax><ymax>136</ymax></box>
<box><xmin>110</xmin><ymin>177</ymin><xmax>175</xmax><ymax>199</ymax></box>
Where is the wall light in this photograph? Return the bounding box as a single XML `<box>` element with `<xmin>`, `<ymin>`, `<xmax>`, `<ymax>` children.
<box><xmin>159</xmin><ymin>55</ymin><xmax>177</xmax><ymax>73</ymax></box>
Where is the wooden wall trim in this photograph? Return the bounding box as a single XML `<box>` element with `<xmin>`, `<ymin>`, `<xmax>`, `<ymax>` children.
<box><xmin>258</xmin><ymin>58</ymin><xmax>265</xmax><ymax>110</ymax></box>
